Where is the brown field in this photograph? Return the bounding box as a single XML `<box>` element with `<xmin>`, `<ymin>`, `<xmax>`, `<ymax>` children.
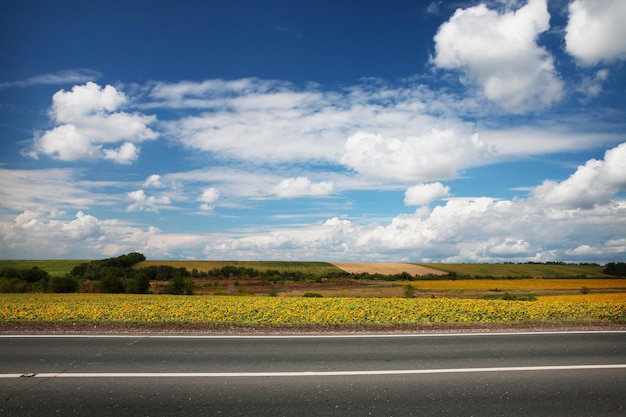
<box><xmin>331</xmin><ymin>262</ymin><xmax>447</xmax><ymax>276</ymax></box>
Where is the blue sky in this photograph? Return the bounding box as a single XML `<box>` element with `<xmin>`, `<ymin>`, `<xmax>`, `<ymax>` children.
<box><xmin>1</xmin><ymin>0</ymin><xmax>625</xmax><ymax>263</ymax></box>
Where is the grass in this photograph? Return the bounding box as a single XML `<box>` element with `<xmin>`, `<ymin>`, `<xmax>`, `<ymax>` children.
<box><xmin>136</xmin><ymin>260</ymin><xmax>343</xmax><ymax>276</ymax></box>
<box><xmin>0</xmin><ymin>260</ymin><xmax>87</xmax><ymax>276</ymax></box>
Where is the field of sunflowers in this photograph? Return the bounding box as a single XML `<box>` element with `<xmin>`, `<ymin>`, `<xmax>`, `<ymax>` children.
<box><xmin>1</xmin><ymin>293</ymin><xmax>624</xmax><ymax>327</ymax></box>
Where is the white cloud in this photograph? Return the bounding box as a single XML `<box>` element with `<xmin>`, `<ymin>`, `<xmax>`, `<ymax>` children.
<box><xmin>198</xmin><ymin>187</ymin><xmax>220</xmax><ymax>210</ymax></box>
<box><xmin>29</xmin><ymin>82</ymin><xmax>157</xmax><ymax>163</ymax></box>
<box><xmin>11</xmin><ymin>210</ymin><xmax>101</xmax><ymax>241</ymax></box>
<box><xmin>159</xmin><ymin>82</ymin><xmax>345</xmax><ymax>163</ymax></box>
<box><xmin>144</xmin><ymin>174</ymin><xmax>164</xmax><ymax>188</ymax></box>
<box><xmin>3</xmin><ymin>143</ymin><xmax>625</xmax><ymax>262</ymax></box>
<box><xmin>150</xmin><ymin>78</ymin><xmax>482</xmax><ymax>166</ymax></box>
<box><xmin>0</xmin><ymin>69</ymin><xmax>101</xmax><ymax>89</ymax></box>
<box><xmin>196</xmin><ymin>145</ymin><xmax>626</xmax><ymax>263</ymax></box>
<box><xmin>485</xmin><ymin>238</ymin><xmax>533</xmax><ymax>257</ymax></box>
<box><xmin>0</xmin><ymin>209</ymin><xmax>182</xmax><ymax>259</ymax></box>
<box><xmin>0</xmin><ymin>210</ymin><xmax>103</xmax><ymax>258</ymax></box>
<box><xmin>532</xmin><ymin>142</ymin><xmax>626</xmax><ymax>209</ymax></box>
<box><xmin>146</xmin><ymin>77</ymin><xmax>620</xmax><ymax>177</ymax></box>
<box><xmin>126</xmin><ymin>190</ymin><xmax>171</xmax><ymax>213</ymax></box>
<box><xmin>432</xmin><ymin>0</ymin><xmax>563</xmax><ymax>113</ymax></box>
<box><xmin>51</xmin><ymin>82</ymin><xmax>126</xmax><ymax>122</ymax></box>
<box><xmin>200</xmin><ymin>194</ymin><xmax>626</xmax><ymax>263</ymax></box>
<box><xmin>272</xmin><ymin>177</ymin><xmax>334</xmax><ymax>198</ymax></box>
<box><xmin>404</xmin><ymin>182</ymin><xmax>450</xmax><ymax>206</ymax></box>
<box><xmin>576</xmin><ymin>69</ymin><xmax>610</xmax><ymax>100</ymax></box>
<box><xmin>30</xmin><ymin>124</ymin><xmax>102</xmax><ymax>161</ymax></box>
<box><xmin>103</xmin><ymin>142</ymin><xmax>140</xmax><ymax>164</ymax></box>
<box><xmin>341</xmin><ymin>129</ymin><xmax>494</xmax><ymax>182</ymax></box>
<box><xmin>565</xmin><ymin>0</ymin><xmax>626</xmax><ymax>66</ymax></box>
<box><xmin>426</xmin><ymin>2</ymin><xmax>441</xmax><ymax>15</ymax></box>
<box><xmin>0</xmin><ymin>168</ymin><xmax>113</xmax><ymax>212</ymax></box>
<box><xmin>479</xmin><ymin>126</ymin><xmax>621</xmax><ymax>157</ymax></box>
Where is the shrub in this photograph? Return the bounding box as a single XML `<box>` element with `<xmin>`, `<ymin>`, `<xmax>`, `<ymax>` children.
<box><xmin>404</xmin><ymin>284</ymin><xmax>416</xmax><ymax>298</ymax></box>
<box><xmin>303</xmin><ymin>292</ymin><xmax>323</xmax><ymax>297</ymax></box>
<box><xmin>161</xmin><ymin>276</ymin><xmax>194</xmax><ymax>295</ymax></box>
<box><xmin>49</xmin><ymin>276</ymin><xmax>79</xmax><ymax>293</ymax></box>
<box><xmin>501</xmin><ymin>293</ymin><xmax>537</xmax><ymax>301</ymax></box>
<box><xmin>99</xmin><ymin>275</ymin><xmax>126</xmax><ymax>293</ymax></box>
<box><xmin>0</xmin><ymin>278</ymin><xmax>27</xmax><ymax>293</ymax></box>
<box><xmin>126</xmin><ymin>276</ymin><xmax>151</xmax><ymax>294</ymax></box>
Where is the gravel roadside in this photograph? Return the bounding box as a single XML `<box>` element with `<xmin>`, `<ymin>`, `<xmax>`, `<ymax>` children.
<box><xmin>2</xmin><ymin>322</ymin><xmax>624</xmax><ymax>335</ymax></box>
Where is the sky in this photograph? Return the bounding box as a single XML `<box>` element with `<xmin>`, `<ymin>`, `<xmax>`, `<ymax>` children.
<box><xmin>0</xmin><ymin>0</ymin><xmax>625</xmax><ymax>263</ymax></box>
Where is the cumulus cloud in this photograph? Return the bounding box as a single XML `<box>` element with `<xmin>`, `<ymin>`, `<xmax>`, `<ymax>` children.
<box><xmin>144</xmin><ymin>174</ymin><xmax>164</xmax><ymax>188</ymax></box>
<box><xmin>272</xmin><ymin>177</ymin><xmax>334</xmax><ymax>198</ymax></box>
<box><xmin>0</xmin><ymin>209</ymin><xmax>180</xmax><ymax>259</ymax></box>
<box><xmin>198</xmin><ymin>187</ymin><xmax>220</xmax><ymax>210</ymax></box>
<box><xmin>341</xmin><ymin>129</ymin><xmax>494</xmax><ymax>182</ymax></box>
<box><xmin>102</xmin><ymin>142</ymin><xmax>139</xmax><ymax>164</ymax></box>
<box><xmin>432</xmin><ymin>0</ymin><xmax>563</xmax><ymax>113</ymax></box>
<box><xmin>28</xmin><ymin>82</ymin><xmax>157</xmax><ymax>163</ymax></box>
<box><xmin>0</xmin><ymin>210</ymin><xmax>103</xmax><ymax>258</ymax></box>
<box><xmin>200</xmin><ymin>194</ymin><xmax>626</xmax><ymax>263</ymax></box>
<box><xmin>12</xmin><ymin>210</ymin><xmax>102</xmax><ymax>241</ymax></box>
<box><xmin>532</xmin><ymin>142</ymin><xmax>626</xmax><ymax>209</ymax></box>
<box><xmin>565</xmin><ymin>0</ymin><xmax>626</xmax><ymax>65</ymax></box>
<box><xmin>404</xmin><ymin>182</ymin><xmax>450</xmax><ymax>206</ymax></box>
<box><xmin>195</xmin><ymin>145</ymin><xmax>626</xmax><ymax>263</ymax></box>
<box><xmin>3</xmin><ymin>143</ymin><xmax>625</xmax><ymax>262</ymax></box>
<box><xmin>126</xmin><ymin>190</ymin><xmax>171</xmax><ymax>213</ymax></box>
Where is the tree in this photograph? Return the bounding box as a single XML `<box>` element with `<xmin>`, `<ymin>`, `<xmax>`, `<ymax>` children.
<box><xmin>127</xmin><ymin>274</ymin><xmax>151</xmax><ymax>294</ymax></box>
<box><xmin>99</xmin><ymin>274</ymin><xmax>126</xmax><ymax>293</ymax></box>
<box><xmin>22</xmin><ymin>266</ymin><xmax>49</xmax><ymax>283</ymax></box>
<box><xmin>603</xmin><ymin>262</ymin><xmax>626</xmax><ymax>276</ymax></box>
<box><xmin>161</xmin><ymin>275</ymin><xmax>194</xmax><ymax>295</ymax></box>
<box><xmin>49</xmin><ymin>275</ymin><xmax>79</xmax><ymax>293</ymax></box>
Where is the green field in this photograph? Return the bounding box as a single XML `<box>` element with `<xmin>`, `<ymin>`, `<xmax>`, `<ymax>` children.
<box><xmin>419</xmin><ymin>263</ymin><xmax>609</xmax><ymax>278</ymax></box>
<box><xmin>136</xmin><ymin>260</ymin><xmax>343</xmax><ymax>276</ymax></box>
<box><xmin>0</xmin><ymin>260</ymin><xmax>88</xmax><ymax>276</ymax></box>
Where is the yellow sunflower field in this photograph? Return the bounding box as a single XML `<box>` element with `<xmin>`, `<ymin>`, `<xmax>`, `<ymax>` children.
<box><xmin>1</xmin><ymin>293</ymin><xmax>624</xmax><ymax>326</ymax></box>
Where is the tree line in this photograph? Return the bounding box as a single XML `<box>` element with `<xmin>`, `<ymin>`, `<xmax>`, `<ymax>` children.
<box><xmin>2</xmin><ymin>255</ymin><xmax>625</xmax><ymax>294</ymax></box>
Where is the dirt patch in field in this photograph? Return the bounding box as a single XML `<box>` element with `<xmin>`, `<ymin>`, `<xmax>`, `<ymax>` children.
<box><xmin>331</xmin><ymin>262</ymin><xmax>447</xmax><ymax>276</ymax></box>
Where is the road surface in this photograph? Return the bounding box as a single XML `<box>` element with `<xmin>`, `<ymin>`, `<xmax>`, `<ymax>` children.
<box><xmin>1</xmin><ymin>331</ymin><xmax>625</xmax><ymax>416</ymax></box>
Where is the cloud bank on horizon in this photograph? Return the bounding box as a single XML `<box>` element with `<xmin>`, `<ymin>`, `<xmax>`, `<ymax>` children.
<box><xmin>0</xmin><ymin>0</ymin><xmax>625</xmax><ymax>263</ymax></box>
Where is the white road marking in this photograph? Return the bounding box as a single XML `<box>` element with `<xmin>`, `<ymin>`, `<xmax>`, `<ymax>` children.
<box><xmin>1</xmin><ymin>330</ymin><xmax>625</xmax><ymax>339</ymax></box>
<box><xmin>2</xmin><ymin>364</ymin><xmax>625</xmax><ymax>378</ymax></box>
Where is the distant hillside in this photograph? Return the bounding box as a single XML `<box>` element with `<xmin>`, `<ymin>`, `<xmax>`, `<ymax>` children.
<box><xmin>420</xmin><ymin>263</ymin><xmax>608</xmax><ymax>278</ymax></box>
<box><xmin>0</xmin><ymin>260</ymin><xmax>612</xmax><ymax>279</ymax></box>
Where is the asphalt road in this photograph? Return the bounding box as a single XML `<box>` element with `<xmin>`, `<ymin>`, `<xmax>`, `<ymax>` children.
<box><xmin>1</xmin><ymin>331</ymin><xmax>625</xmax><ymax>416</ymax></box>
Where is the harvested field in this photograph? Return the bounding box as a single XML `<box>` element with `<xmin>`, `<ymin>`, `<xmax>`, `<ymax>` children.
<box><xmin>331</xmin><ymin>262</ymin><xmax>447</xmax><ymax>276</ymax></box>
